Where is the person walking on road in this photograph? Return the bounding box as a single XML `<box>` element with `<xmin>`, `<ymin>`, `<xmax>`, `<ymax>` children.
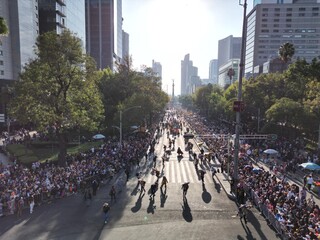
<box><xmin>109</xmin><ymin>185</ymin><xmax>116</xmax><ymax>202</ymax></box>
<box><xmin>102</xmin><ymin>202</ymin><xmax>110</xmax><ymax>224</ymax></box>
<box><xmin>160</xmin><ymin>176</ymin><xmax>168</xmax><ymax>192</ymax></box>
<box><xmin>182</xmin><ymin>182</ymin><xmax>189</xmax><ymax>199</ymax></box>
<box><xmin>139</xmin><ymin>179</ymin><xmax>146</xmax><ymax>195</ymax></box>
<box><xmin>199</xmin><ymin>169</ymin><xmax>205</xmax><ymax>183</ymax></box>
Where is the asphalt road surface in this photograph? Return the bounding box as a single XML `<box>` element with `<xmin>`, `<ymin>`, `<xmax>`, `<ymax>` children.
<box><xmin>0</xmin><ymin>127</ymin><xmax>279</xmax><ymax>240</ymax></box>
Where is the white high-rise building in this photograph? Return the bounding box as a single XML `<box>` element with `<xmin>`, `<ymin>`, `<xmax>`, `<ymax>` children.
<box><xmin>245</xmin><ymin>0</ymin><xmax>320</xmax><ymax>77</ymax></box>
<box><xmin>181</xmin><ymin>54</ymin><xmax>200</xmax><ymax>95</ymax></box>
<box><xmin>0</xmin><ymin>0</ymin><xmax>39</xmax><ymax>81</ymax></box>
<box><xmin>209</xmin><ymin>59</ymin><xmax>218</xmax><ymax>85</ymax></box>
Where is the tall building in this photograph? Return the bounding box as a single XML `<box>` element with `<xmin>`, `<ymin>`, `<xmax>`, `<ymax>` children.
<box><xmin>122</xmin><ymin>30</ymin><xmax>129</xmax><ymax>60</ymax></box>
<box><xmin>209</xmin><ymin>59</ymin><xmax>218</xmax><ymax>85</ymax></box>
<box><xmin>217</xmin><ymin>35</ymin><xmax>242</xmax><ymax>69</ymax></box>
<box><xmin>86</xmin><ymin>0</ymin><xmax>123</xmax><ymax>71</ymax></box>
<box><xmin>245</xmin><ymin>0</ymin><xmax>320</xmax><ymax>77</ymax></box>
<box><xmin>217</xmin><ymin>35</ymin><xmax>242</xmax><ymax>88</ymax></box>
<box><xmin>181</xmin><ymin>54</ymin><xmax>200</xmax><ymax>95</ymax></box>
<box><xmin>38</xmin><ymin>0</ymin><xmax>86</xmax><ymax>49</ymax></box>
<box><xmin>0</xmin><ymin>0</ymin><xmax>39</xmax><ymax>81</ymax></box>
<box><xmin>152</xmin><ymin>60</ymin><xmax>162</xmax><ymax>78</ymax></box>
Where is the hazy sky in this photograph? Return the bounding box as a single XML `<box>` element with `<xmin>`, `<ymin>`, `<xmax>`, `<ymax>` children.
<box><xmin>122</xmin><ymin>0</ymin><xmax>253</xmax><ymax>95</ymax></box>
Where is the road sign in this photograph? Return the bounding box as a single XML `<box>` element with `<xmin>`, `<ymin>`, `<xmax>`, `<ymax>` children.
<box><xmin>233</xmin><ymin>101</ymin><xmax>245</xmax><ymax>112</ymax></box>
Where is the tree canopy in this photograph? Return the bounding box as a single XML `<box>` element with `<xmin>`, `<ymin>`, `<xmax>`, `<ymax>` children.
<box><xmin>9</xmin><ymin>30</ymin><xmax>104</xmax><ymax>166</ymax></box>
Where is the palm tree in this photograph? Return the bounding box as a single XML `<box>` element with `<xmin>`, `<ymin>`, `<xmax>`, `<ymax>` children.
<box><xmin>278</xmin><ymin>42</ymin><xmax>295</xmax><ymax>63</ymax></box>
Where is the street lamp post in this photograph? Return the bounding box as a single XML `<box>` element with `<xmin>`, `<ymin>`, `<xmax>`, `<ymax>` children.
<box><xmin>233</xmin><ymin>0</ymin><xmax>247</xmax><ymax>185</ymax></box>
<box><xmin>119</xmin><ymin>106</ymin><xmax>141</xmax><ymax>149</ymax></box>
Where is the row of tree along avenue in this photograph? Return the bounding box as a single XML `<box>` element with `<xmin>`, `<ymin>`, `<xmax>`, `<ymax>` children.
<box><xmin>180</xmin><ymin>43</ymin><xmax>320</xmax><ymax>152</ymax></box>
<box><xmin>7</xmin><ymin>30</ymin><xmax>169</xmax><ymax>166</ymax></box>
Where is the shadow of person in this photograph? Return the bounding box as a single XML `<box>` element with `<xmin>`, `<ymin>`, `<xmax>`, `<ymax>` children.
<box><xmin>181</xmin><ymin>198</ymin><xmax>192</xmax><ymax>222</ymax></box>
<box><xmin>240</xmin><ymin>219</ymin><xmax>255</xmax><ymax>240</ymax></box>
<box><xmin>147</xmin><ymin>197</ymin><xmax>156</xmax><ymax>214</ymax></box>
<box><xmin>246</xmin><ymin>209</ymin><xmax>268</xmax><ymax>240</ymax></box>
<box><xmin>131</xmin><ymin>193</ymin><xmax>144</xmax><ymax>213</ymax></box>
<box><xmin>213</xmin><ymin>179</ymin><xmax>221</xmax><ymax>193</ymax></box>
<box><xmin>177</xmin><ymin>155</ymin><xmax>183</xmax><ymax>162</ymax></box>
<box><xmin>201</xmin><ymin>183</ymin><xmax>212</xmax><ymax>203</ymax></box>
<box><xmin>131</xmin><ymin>182</ymin><xmax>140</xmax><ymax>196</ymax></box>
<box><xmin>160</xmin><ymin>189</ymin><xmax>168</xmax><ymax>207</ymax></box>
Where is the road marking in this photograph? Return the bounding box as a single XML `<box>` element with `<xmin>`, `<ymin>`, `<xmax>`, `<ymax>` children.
<box><xmin>175</xmin><ymin>160</ymin><xmax>182</xmax><ymax>183</ymax></box>
<box><xmin>184</xmin><ymin>160</ymin><xmax>194</xmax><ymax>183</ymax></box>
<box><xmin>180</xmin><ymin>161</ymin><xmax>188</xmax><ymax>183</ymax></box>
<box><xmin>170</xmin><ymin>159</ymin><xmax>176</xmax><ymax>183</ymax></box>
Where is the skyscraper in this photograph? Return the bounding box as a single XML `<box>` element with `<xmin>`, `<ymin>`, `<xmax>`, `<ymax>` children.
<box><xmin>217</xmin><ymin>35</ymin><xmax>242</xmax><ymax>69</ymax></box>
<box><xmin>0</xmin><ymin>0</ymin><xmax>39</xmax><ymax>81</ymax></box>
<box><xmin>122</xmin><ymin>30</ymin><xmax>129</xmax><ymax>60</ymax></box>
<box><xmin>85</xmin><ymin>0</ymin><xmax>123</xmax><ymax>71</ymax></box>
<box><xmin>38</xmin><ymin>0</ymin><xmax>86</xmax><ymax>49</ymax></box>
<box><xmin>152</xmin><ymin>60</ymin><xmax>162</xmax><ymax>78</ymax></box>
<box><xmin>209</xmin><ymin>59</ymin><xmax>218</xmax><ymax>85</ymax></box>
<box><xmin>245</xmin><ymin>0</ymin><xmax>320</xmax><ymax>77</ymax></box>
<box><xmin>181</xmin><ymin>54</ymin><xmax>200</xmax><ymax>95</ymax></box>
<box><xmin>217</xmin><ymin>35</ymin><xmax>241</xmax><ymax>88</ymax></box>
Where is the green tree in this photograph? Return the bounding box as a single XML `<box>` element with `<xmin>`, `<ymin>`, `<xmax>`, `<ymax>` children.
<box><xmin>283</xmin><ymin>58</ymin><xmax>313</xmax><ymax>103</ymax></box>
<box><xmin>278</xmin><ymin>42</ymin><xmax>295</xmax><ymax>63</ymax></box>
<box><xmin>0</xmin><ymin>17</ymin><xmax>9</xmax><ymax>35</ymax></box>
<box><xmin>9</xmin><ymin>30</ymin><xmax>104</xmax><ymax>166</ymax></box>
<box><xmin>0</xmin><ymin>17</ymin><xmax>9</xmax><ymax>44</ymax></box>
<box><xmin>194</xmin><ymin>84</ymin><xmax>213</xmax><ymax>116</ymax></box>
<box><xmin>266</xmin><ymin>97</ymin><xmax>304</xmax><ymax>129</ymax></box>
<box><xmin>304</xmin><ymin>80</ymin><xmax>320</xmax><ymax>149</ymax></box>
<box><xmin>179</xmin><ymin>95</ymin><xmax>193</xmax><ymax>110</ymax></box>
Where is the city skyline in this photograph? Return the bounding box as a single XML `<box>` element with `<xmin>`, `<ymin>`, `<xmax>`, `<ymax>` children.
<box><xmin>122</xmin><ymin>0</ymin><xmax>254</xmax><ymax>95</ymax></box>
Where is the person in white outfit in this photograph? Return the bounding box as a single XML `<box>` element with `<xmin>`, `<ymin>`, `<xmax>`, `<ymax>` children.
<box><xmin>29</xmin><ymin>195</ymin><xmax>35</xmax><ymax>214</ymax></box>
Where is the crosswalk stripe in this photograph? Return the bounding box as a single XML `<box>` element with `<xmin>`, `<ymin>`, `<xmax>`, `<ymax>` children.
<box><xmin>170</xmin><ymin>159</ymin><xmax>176</xmax><ymax>183</ymax></box>
<box><xmin>144</xmin><ymin>158</ymin><xmax>217</xmax><ymax>184</ymax></box>
<box><xmin>180</xmin><ymin>160</ymin><xmax>188</xmax><ymax>183</ymax></box>
<box><xmin>175</xmin><ymin>160</ymin><xmax>182</xmax><ymax>183</ymax></box>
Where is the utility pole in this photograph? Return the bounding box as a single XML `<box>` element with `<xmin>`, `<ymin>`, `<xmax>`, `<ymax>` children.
<box><xmin>233</xmin><ymin>0</ymin><xmax>247</xmax><ymax>184</ymax></box>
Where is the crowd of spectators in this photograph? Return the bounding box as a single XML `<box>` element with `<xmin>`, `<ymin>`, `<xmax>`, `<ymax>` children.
<box><xmin>0</xmin><ymin>126</ymin><xmax>157</xmax><ymax>217</ymax></box>
<box><xmin>180</xmin><ymin>108</ymin><xmax>320</xmax><ymax>239</ymax></box>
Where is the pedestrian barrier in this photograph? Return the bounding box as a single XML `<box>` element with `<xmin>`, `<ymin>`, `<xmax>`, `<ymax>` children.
<box><xmin>244</xmin><ymin>184</ymin><xmax>292</xmax><ymax>240</ymax></box>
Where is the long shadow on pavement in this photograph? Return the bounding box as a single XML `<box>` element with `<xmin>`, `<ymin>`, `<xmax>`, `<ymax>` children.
<box><xmin>131</xmin><ymin>193</ymin><xmax>144</xmax><ymax>213</ymax></box>
<box><xmin>147</xmin><ymin>197</ymin><xmax>156</xmax><ymax>214</ymax></box>
<box><xmin>213</xmin><ymin>178</ymin><xmax>221</xmax><ymax>193</ymax></box>
<box><xmin>246</xmin><ymin>209</ymin><xmax>269</xmax><ymax>240</ymax></box>
<box><xmin>160</xmin><ymin>189</ymin><xmax>168</xmax><ymax>208</ymax></box>
<box><xmin>181</xmin><ymin>198</ymin><xmax>192</xmax><ymax>222</ymax></box>
<box><xmin>201</xmin><ymin>183</ymin><xmax>212</xmax><ymax>203</ymax></box>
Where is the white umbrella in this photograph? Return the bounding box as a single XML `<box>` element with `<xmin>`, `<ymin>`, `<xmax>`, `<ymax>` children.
<box><xmin>92</xmin><ymin>134</ymin><xmax>106</xmax><ymax>140</ymax></box>
<box><xmin>299</xmin><ymin>162</ymin><xmax>320</xmax><ymax>171</ymax></box>
<box><xmin>263</xmin><ymin>149</ymin><xmax>278</xmax><ymax>155</ymax></box>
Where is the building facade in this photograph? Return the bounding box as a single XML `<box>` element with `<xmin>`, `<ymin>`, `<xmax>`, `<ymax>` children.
<box><xmin>39</xmin><ymin>0</ymin><xmax>86</xmax><ymax>48</ymax></box>
<box><xmin>217</xmin><ymin>35</ymin><xmax>241</xmax><ymax>88</ymax></box>
<box><xmin>85</xmin><ymin>0</ymin><xmax>123</xmax><ymax>71</ymax></box>
<box><xmin>245</xmin><ymin>0</ymin><xmax>320</xmax><ymax>77</ymax></box>
<box><xmin>181</xmin><ymin>54</ymin><xmax>200</xmax><ymax>95</ymax></box>
<box><xmin>0</xmin><ymin>0</ymin><xmax>39</xmax><ymax>81</ymax></box>
<box><xmin>122</xmin><ymin>30</ymin><xmax>129</xmax><ymax>60</ymax></box>
<box><xmin>209</xmin><ymin>59</ymin><xmax>218</xmax><ymax>85</ymax></box>
<box><xmin>217</xmin><ymin>35</ymin><xmax>242</xmax><ymax>69</ymax></box>
<box><xmin>152</xmin><ymin>60</ymin><xmax>162</xmax><ymax>78</ymax></box>
<box><xmin>218</xmin><ymin>59</ymin><xmax>240</xmax><ymax>88</ymax></box>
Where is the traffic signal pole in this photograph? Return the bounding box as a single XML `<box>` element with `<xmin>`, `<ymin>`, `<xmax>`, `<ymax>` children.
<box><xmin>233</xmin><ymin>0</ymin><xmax>247</xmax><ymax>185</ymax></box>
